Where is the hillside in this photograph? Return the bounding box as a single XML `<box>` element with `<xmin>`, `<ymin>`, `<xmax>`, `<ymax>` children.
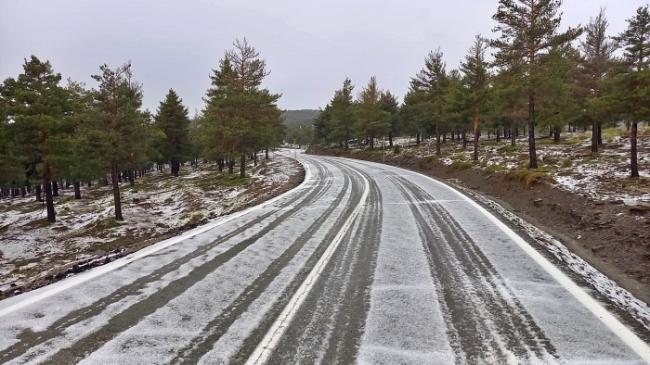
<box><xmin>282</xmin><ymin>109</ymin><xmax>319</xmax><ymax>126</ymax></box>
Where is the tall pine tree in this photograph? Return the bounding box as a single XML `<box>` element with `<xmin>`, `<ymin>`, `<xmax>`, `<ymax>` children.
<box><xmin>0</xmin><ymin>56</ymin><xmax>72</xmax><ymax>222</ymax></box>
<box><xmin>155</xmin><ymin>89</ymin><xmax>191</xmax><ymax>177</ymax></box>
<box><xmin>91</xmin><ymin>62</ymin><xmax>145</xmax><ymax>220</ymax></box>
<box><xmin>412</xmin><ymin>49</ymin><xmax>448</xmax><ymax>155</ymax></box>
<box><xmin>492</xmin><ymin>0</ymin><xmax>581</xmax><ymax>168</ymax></box>
<box><xmin>356</xmin><ymin>76</ymin><xmax>389</xmax><ymax>149</ymax></box>
<box><xmin>579</xmin><ymin>8</ymin><xmax>618</xmax><ymax>153</ymax></box>
<box><xmin>614</xmin><ymin>5</ymin><xmax>650</xmax><ymax>177</ymax></box>
<box><xmin>460</xmin><ymin>36</ymin><xmax>491</xmax><ymax>161</ymax></box>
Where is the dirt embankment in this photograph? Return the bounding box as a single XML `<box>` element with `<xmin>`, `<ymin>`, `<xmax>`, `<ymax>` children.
<box><xmin>310</xmin><ymin>147</ymin><xmax>650</xmax><ymax>305</ymax></box>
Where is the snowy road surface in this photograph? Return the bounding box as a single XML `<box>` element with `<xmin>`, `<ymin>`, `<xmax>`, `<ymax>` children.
<box><xmin>0</xmin><ymin>152</ymin><xmax>649</xmax><ymax>364</ymax></box>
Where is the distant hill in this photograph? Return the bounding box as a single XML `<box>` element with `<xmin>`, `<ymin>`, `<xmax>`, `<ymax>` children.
<box><xmin>282</xmin><ymin>109</ymin><xmax>320</xmax><ymax>126</ymax></box>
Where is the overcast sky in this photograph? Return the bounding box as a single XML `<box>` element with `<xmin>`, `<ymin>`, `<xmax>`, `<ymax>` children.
<box><xmin>1</xmin><ymin>1</ymin><xmax>647</xmax><ymax>113</ymax></box>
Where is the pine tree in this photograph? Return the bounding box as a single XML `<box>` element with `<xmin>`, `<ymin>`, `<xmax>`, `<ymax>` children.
<box><xmin>401</xmin><ymin>86</ymin><xmax>432</xmax><ymax>145</ymax></box>
<box><xmin>0</xmin><ymin>56</ymin><xmax>73</xmax><ymax>222</ymax></box>
<box><xmin>460</xmin><ymin>36</ymin><xmax>491</xmax><ymax>160</ymax></box>
<box><xmin>614</xmin><ymin>5</ymin><xmax>650</xmax><ymax>177</ymax></box>
<box><xmin>329</xmin><ymin>78</ymin><xmax>357</xmax><ymax>149</ymax></box>
<box><xmin>202</xmin><ymin>39</ymin><xmax>281</xmax><ymax>177</ymax></box>
<box><xmin>91</xmin><ymin>62</ymin><xmax>145</xmax><ymax>220</ymax></box>
<box><xmin>492</xmin><ymin>0</ymin><xmax>582</xmax><ymax>168</ymax></box>
<box><xmin>412</xmin><ymin>49</ymin><xmax>448</xmax><ymax>155</ymax></box>
<box><xmin>155</xmin><ymin>89</ymin><xmax>191</xmax><ymax>176</ymax></box>
<box><xmin>379</xmin><ymin>91</ymin><xmax>399</xmax><ymax>147</ymax></box>
<box><xmin>356</xmin><ymin>76</ymin><xmax>389</xmax><ymax>149</ymax></box>
<box><xmin>64</xmin><ymin>80</ymin><xmax>102</xmax><ymax>199</ymax></box>
<box><xmin>537</xmin><ymin>45</ymin><xmax>580</xmax><ymax>142</ymax></box>
<box><xmin>579</xmin><ymin>8</ymin><xmax>618</xmax><ymax>153</ymax></box>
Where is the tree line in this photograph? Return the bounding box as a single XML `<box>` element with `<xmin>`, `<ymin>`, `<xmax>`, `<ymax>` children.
<box><xmin>0</xmin><ymin>39</ymin><xmax>283</xmax><ymax>223</ymax></box>
<box><xmin>313</xmin><ymin>1</ymin><xmax>650</xmax><ymax>178</ymax></box>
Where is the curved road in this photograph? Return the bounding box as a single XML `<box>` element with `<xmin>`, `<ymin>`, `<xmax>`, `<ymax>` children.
<box><xmin>0</xmin><ymin>152</ymin><xmax>648</xmax><ymax>364</ymax></box>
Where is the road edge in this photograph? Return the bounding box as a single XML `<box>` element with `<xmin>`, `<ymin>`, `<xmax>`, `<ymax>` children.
<box><xmin>334</xmin><ymin>156</ymin><xmax>650</xmax><ymax>362</ymax></box>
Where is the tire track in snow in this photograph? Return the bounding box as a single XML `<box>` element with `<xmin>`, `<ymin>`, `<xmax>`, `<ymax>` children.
<box><xmin>167</xmin><ymin>171</ymin><xmax>352</xmax><ymax>364</ymax></box>
<box><xmin>8</xmin><ymin>159</ymin><xmax>334</xmax><ymax>365</ymax></box>
<box><xmin>263</xmin><ymin>161</ymin><xmax>381</xmax><ymax>365</ymax></box>
<box><xmin>229</xmin><ymin>161</ymin><xmax>372</xmax><ymax>364</ymax></box>
<box><xmin>390</xmin><ymin>175</ymin><xmax>558</xmax><ymax>364</ymax></box>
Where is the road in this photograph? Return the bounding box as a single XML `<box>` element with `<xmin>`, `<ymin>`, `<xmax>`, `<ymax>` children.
<box><xmin>0</xmin><ymin>152</ymin><xmax>648</xmax><ymax>364</ymax></box>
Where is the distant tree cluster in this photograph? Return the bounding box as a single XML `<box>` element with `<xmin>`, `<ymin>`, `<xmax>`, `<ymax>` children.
<box><xmin>0</xmin><ymin>39</ymin><xmax>283</xmax><ymax>222</ymax></box>
<box><xmin>314</xmin><ymin>77</ymin><xmax>399</xmax><ymax>150</ymax></box>
<box><xmin>313</xmin><ymin>2</ymin><xmax>650</xmax><ymax>178</ymax></box>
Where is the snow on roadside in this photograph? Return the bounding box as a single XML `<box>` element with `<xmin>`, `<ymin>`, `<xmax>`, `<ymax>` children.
<box><xmin>0</xmin><ymin>155</ymin><xmax>302</xmax><ymax>297</ymax></box>
<box><xmin>453</xmin><ymin>183</ymin><xmax>650</xmax><ymax>331</ymax></box>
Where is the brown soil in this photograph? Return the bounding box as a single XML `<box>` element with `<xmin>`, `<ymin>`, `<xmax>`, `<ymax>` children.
<box><xmin>310</xmin><ymin>147</ymin><xmax>650</xmax><ymax>305</ymax></box>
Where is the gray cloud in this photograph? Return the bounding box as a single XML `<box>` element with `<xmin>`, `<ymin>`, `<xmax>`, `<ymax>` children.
<box><xmin>1</xmin><ymin>0</ymin><xmax>646</xmax><ymax>113</ymax></box>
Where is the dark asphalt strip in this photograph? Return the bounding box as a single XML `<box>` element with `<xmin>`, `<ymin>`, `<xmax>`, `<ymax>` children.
<box><xmin>391</xmin><ymin>175</ymin><xmax>558</xmax><ymax>363</ymax></box>
<box><xmin>13</xmin><ymin>160</ymin><xmax>334</xmax><ymax>365</ymax></box>
<box><xmin>228</xmin><ymin>163</ymin><xmax>368</xmax><ymax>364</ymax></box>
<box><xmin>264</xmin><ymin>161</ymin><xmax>382</xmax><ymax>365</ymax></box>
<box><xmin>168</xmin><ymin>173</ymin><xmax>352</xmax><ymax>364</ymax></box>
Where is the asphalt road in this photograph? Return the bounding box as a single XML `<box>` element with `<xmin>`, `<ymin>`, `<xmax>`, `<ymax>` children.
<box><xmin>0</xmin><ymin>152</ymin><xmax>648</xmax><ymax>364</ymax></box>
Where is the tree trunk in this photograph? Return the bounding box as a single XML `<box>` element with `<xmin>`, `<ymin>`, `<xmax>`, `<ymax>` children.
<box><xmin>416</xmin><ymin>132</ymin><xmax>421</xmax><ymax>145</ymax></box>
<box><xmin>240</xmin><ymin>154</ymin><xmax>246</xmax><ymax>178</ymax></box>
<box><xmin>597</xmin><ymin>124</ymin><xmax>603</xmax><ymax>146</ymax></box>
<box><xmin>43</xmin><ymin>163</ymin><xmax>56</xmax><ymax>223</ymax></box>
<box><xmin>435</xmin><ymin>123</ymin><xmax>441</xmax><ymax>156</ymax></box>
<box><xmin>511</xmin><ymin>120</ymin><xmax>516</xmax><ymax>147</ymax></box>
<box><xmin>217</xmin><ymin>159</ymin><xmax>224</xmax><ymax>172</ymax></box>
<box><xmin>369</xmin><ymin>135</ymin><xmax>374</xmax><ymax>149</ymax></box>
<box><xmin>253</xmin><ymin>152</ymin><xmax>258</xmax><ymax>166</ymax></box>
<box><xmin>472</xmin><ymin>112</ymin><xmax>480</xmax><ymax>161</ymax></box>
<box><xmin>630</xmin><ymin>121</ymin><xmax>639</xmax><ymax>178</ymax></box>
<box><xmin>128</xmin><ymin>170</ymin><xmax>135</xmax><ymax>187</ymax></box>
<box><xmin>73</xmin><ymin>181</ymin><xmax>81</xmax><ymax>199</ymax></box>
<box><xmin>35</xmin><ymin>184</ymin><xmax>42</xmax><ymax>202</ymax></box>
<box><xmin>228</xmin><ymin>159</ymin><xmax>234</xmax><ymax>174</ymax></box>
<box><xmin>52</xmin><ymin>181</ymin><xmax>59</xmax><ymax>197</ymax></box>
<box><xmin>171</xmin><ymin>160</ymin><xmax>179</xmax><ymax>177</ymax></box>
<box><xmin>462</xmin><ymin>129</ymin><xmax>467</xmax><ymax>149</ymax></box>
<box><xmin>528</xmin><ymin>92</ymin><xmax>538</xmax><ymax>169</ymax></box>
<box><xmin>591</xmin><ymin>122</ymin><xmax>599</xmax><ymax>153</ymax></box>
<box><xmin>265</xmin><ymin>149</ymin><xmax>269</xmax><ymax>160</ymax></box>
<box><xmin>388</xmin><ymin>132</ymin><xmax>393</xmax><ymax>147</ymax></box>
<box><xmin>111</xmin><ymin>163</ymin><xmax>123</xmax><ymax>221</ymax></box>
<box><xmin>553</xmin><ymin>126</ymin><xmax>561</xmax><ymax>143</ymax></box>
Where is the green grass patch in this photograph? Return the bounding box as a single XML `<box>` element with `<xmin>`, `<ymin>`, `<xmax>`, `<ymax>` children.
<box><xmin>423</xmin><ymin>155</ymin><xmax>438</xmax><ymax>164</ymax></box>
<box><xmin>186</xmin><ymin>212</ymin><xmax>205</xmax><ymax>226</ymax></box>
<box><xmin>601</xmin><ymin>127</ymin><xmax>626</xmax><ymax>140</ymax></box>
<box><xmin>450</xmin><ymin>160</ymin><xmax>474</xmax><ymax>171</ymax></box>
<box><xmin>213</xmin><ymin>174</ymin><xmax>251</xmax><ymax>187</ymax></box>
<box><xmin>94</xmin><ymin>217</ymin><xmax>122</xmax><ymax>230</ymax></box>
<box><xmin>484</xmin><ymin>163</ymin><xmax>507</xmax><ymax>174</ymax></box>
<box><xmin>505</xmin><ymin>168</ymin><xmax>552</xmax><ymax>186</ymax></box>
<box><xmin>195</xmin><ymin>172</ymin><xmax>251</xmax><ymax>190</ymax></box>
<box><xmin>497</xmin><ymin>145</ymin><xmax>519</xmax><ymax>154</ymax></box>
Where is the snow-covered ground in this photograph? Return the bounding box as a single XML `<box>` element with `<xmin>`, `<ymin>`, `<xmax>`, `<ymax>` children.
<box><xmin>386</xmin><ymin>127</ymin><xmax>650</xmax><ymax>204</ymax></box>
<box><xmin>0</xmin><ymin>155</ymin><xmax>302</xmax><ymax>296</ymax></box>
